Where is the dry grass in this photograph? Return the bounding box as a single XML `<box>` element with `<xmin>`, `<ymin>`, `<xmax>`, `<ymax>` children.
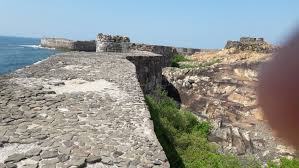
<box><xmin>190</xmin><ymin>49</ymin><xmax>271</xmax><ymax>65</ymax></box>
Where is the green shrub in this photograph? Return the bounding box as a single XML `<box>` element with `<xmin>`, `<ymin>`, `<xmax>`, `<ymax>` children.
<box><xmin>145</xmin><ymin>89</ymin><xmax>244</xmax><ymax>168</ymax></box>
<box><xmin>146</xmin><ymin>89</ymin><xmax>299</xmax><ymax>168</ymax></box>
<box><xmin>171</xmin><ymin>54</ymin><xmax>190</xmax><ymax>67</ymax></box>
<box><xmin>178</xmin><ymin>59</ymin><xmax>221</xmax><ymax>69</ymax></box>
<box><xmin>266</xmin><ymin>158</ymin><xmax>299</xmax><ymax>168</ymax></box>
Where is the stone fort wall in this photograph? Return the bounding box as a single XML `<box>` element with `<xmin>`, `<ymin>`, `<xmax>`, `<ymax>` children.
<box><xmin>0</xmin><ymin>51</ymin><xmax>169</xmax><ymax>167</ymax></box>
<box><xmin>41</xmin><ymin>38</ymin><xmax>96</xmax><ymax>52</ymax></box>
<box><xmin>41</xmin><ymin>34</ymin><xmax>203</xmax><ymax>68</ymax></box>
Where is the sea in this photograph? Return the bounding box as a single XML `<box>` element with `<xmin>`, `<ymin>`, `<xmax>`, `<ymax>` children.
<box><xmin>0</xmin><ymin>36</ymin><xmax>58</xmax><ymax>75</ymax></box>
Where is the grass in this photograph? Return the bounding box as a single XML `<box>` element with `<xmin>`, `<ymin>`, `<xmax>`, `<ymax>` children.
<box><xmin>171</xmin><ymin>54</ymin><xmax>191</xmax><ymax>67</ymax></box>
<box><xmin>179</xmin><ymin>58</ymin><xmax>221</xmax><ymax>69</ymax></box>
<box><xmin>145</xmin><ymin>89</ymin><xmax>299</xmax><ymax>168</ymax></box>
<box><xmin>145</xmin><ymin>89</ymin><xmax>256</xmax><ymax>168</ymax></box>
<box><xmin>267</xmin><ymin>158</ymin><xmax>299</xmax><ymax>168</ymax></box>
<box><xmin>170</xmin><ymin>54</ymin><xmax>221</xmax><ymax>69</ymax></box>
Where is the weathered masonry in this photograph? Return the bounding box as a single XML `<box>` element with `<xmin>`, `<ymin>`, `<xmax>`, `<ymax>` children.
<box><xmin>0</xmin><ymin>37</ymin><xmax>169</xmax><ymax>167</ymax></box>
<box><xmin>41</xmin><ymin>38</ymin><xmax>96</xmax><ymax>52</ymax></box>
<box><xmin>41</xmin><ymin>34</ymin><xmax>203</xmax><ymax>59</ymax></box>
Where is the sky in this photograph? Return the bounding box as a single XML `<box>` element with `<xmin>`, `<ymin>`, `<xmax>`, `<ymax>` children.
<box><xmin>0</xmin><ymin>0</ymin><xmax>299</xmax><ymax>48</ymax></box>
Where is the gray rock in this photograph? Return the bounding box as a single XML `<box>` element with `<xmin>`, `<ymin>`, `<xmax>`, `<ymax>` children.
<box><xmin>0</xmin><ymin>136</ymin><xmax>9</xmax><ymax>143</ymax></box>
<box><xmin>101</xmin><ymin>157</ymin><xmax>113</xmax><ymax>165</ymax></box>
<box><xmin>39</xmin><ymin>164</ymin><xmax>56</xmax><ymax>168</ymax></box>
<box><xmin>5</xmin><ymin>163</ymin><xmax>17</xmax><ymax>168</ymax></box>
<box><xmin>153</xmin><ymin>159</ymin><xmax>162</xmax><ymax>165</ymax></box>
<box><xmin>25</xmin><ymin>148</ymin><xmax>42</xmax><ymax>157</ymax></box>
<box><xmin>31</xmin><ymin>156</ymin><xmax>41</xmax><ymax>161</ymax></box>
<box><xmin>68</xmin><ymin>157</ymin><xmax>86</xmax><ymax>167</ymax></box>
<box><xmin>40</xmin><ymin>158</ymin><xmax>60</xmax><ymax>165</ymax></box>
<box><xmin>41</xmin><ymin>150</ymin><xmax>59</xmax><ymax>159</ymax></box>
<box><xmin>86</xmin><ymin>155</ymin><xmax>101</xmax><ymax>164</ymax></box>
<box><xmin>58</xmin><ymin>154</ymin><xmax>70</xmax><ymax>162</ymax></box>
<box><xmin>71</xmin><ymin>148</ymin><xmax>89</xmax><ymax>157</ymax></box>
<box><xmin>0</xmin><ymin>163</ymin><xmax>6</xmax><ymax>168</ymax></box>
<box><xmin>23</xmin><ymin>164</ymin><xmax>38</xmax><ymax>168</ymax></box>
<box><xmin>4</xmin><ymin>153</ymin><xmax>26</xmax><ymax>163</ymax></box>
<box><xmin>113</xmin><ymin>151</ymin><xmax>124</xmax><ymax>158</ymax></box>
<box><xmin>58</xmin><ymin>146</ymin><xmax>71</xmax><ymax>155</ymax></box>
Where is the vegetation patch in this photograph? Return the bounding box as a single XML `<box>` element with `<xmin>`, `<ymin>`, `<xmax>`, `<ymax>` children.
<box><xmin>170</xmin><ymin>54</ymin><xmax>221</xmax><ymax>69</ymax></box>
<box><xmin>267</xmin><ymin>158</ymin><xmax>299</xmax><ymax>168</ymax></box>
<box><xmin>145</xmin><ymin>89</ymin><xmax>299</xmax><ymax>168</ymax></box>
<box><xmin>171</xmin><ymin>54</ymin><xmax>191</xmax><ymax>67</ymax></box>
<box><xmin>145</xmin><ymin>89</ymin><xmax>253</xmax><ymax>167</ymax></box>
<box><xmin>179</xmin><ymin>58</ymin><xmax>221</xmax><ymax>69</ymax></box>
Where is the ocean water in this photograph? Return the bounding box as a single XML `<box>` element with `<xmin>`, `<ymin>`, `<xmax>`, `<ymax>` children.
<box><xmin>0</xmin><ymin>36</ymin><xmax>58</xmax><ymax>75</ymax></box>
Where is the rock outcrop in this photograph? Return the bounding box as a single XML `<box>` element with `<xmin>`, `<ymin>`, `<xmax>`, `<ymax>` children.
<box><xmin>162</xmin><ymin>49</ymin><xmax>296</xmax><ymax>163</ymax></box>
<box><xmin>225</xmin><ymin>37</ymin><xmax>277</xmax><ymax>53</ymax></box>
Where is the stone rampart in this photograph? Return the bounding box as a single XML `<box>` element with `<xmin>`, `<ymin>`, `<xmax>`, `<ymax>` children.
<box><xmin>42</xmin><ymin>34</ymin><xmax>203</xmax><ymax>67</ymax></box>
<box><xmin>129</xmin><ymin>43</ymin><xmax>177</xmax><ymax>67</ymax></box>
<box><xmin>128</xmin><ymin>43</ymin><xmax>202</xmax><ymax>66</ymax></box>
<box><xmin>73</xmin><ymin>40</ymin><xmax>96</xmax><ymax>52</ymax></box>
<box><xmin>0</xmin><ymin>51</ymin><xmax>169</xmax><ymax>167</ymax></box>
<box><xmin>41</xmin><ymin>38</ymin><xmax>96</xmax><ymax>52</ymax></box>
<box><xmin>127</xmin><ymin>54</ymin><xmax>162</xmax><ymax>93</ymax></box>
<box><xmin>175</xmin><ymin>47</ymin><xmax>201</xmax><ymax>56</ymax></box>
<box><xmin>41</xmin><ymin>38</ymin><xmax>75</xmax><ymax>50</ymax></box>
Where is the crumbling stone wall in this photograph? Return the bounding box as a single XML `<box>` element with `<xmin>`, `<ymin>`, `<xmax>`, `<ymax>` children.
<box><xmin>129</xmin><ymin>43</ymin><xmax>177</xmax><ymax>67</ymax></box>
<box><xmin>41</xmin><ymin>38</ymin><xmax>75</xmax><ymax>50</ymax></box>
<box><xmin>225</xmin><ymin>37</ymin><xmax>275</xmax><ymax>53</ymax></box>
<box><xmin>73</xmin><ymin>40</ymin><xmax>96</xmax><ymax>52</ymax></box>
<box><xmin>129</xmin><ymin>44</ymin><xmax>202</xmax><ymax>66</ymax></box>
<box><xmin>126</xmin><ymin>54</ymin><xmax>162</xmax><ymax>93</ymax></box>
<box><xmin>94</xmin><ymin>34</ymin><xmax>163</xmax><ymax>93</ymax></box>
<box><xmin>42</xmin><ymin>34</ymin><xmax>203</xmax><ymax>67</ymax></box>
<box><xmin>41</xmin><ymin>38</ymin><xmax>96</xmax><ymax>52</ymax></box>
<box><xmin>96</xmin><ymin>34</ymin><xmax>130</xmax><ymax>52</ymax></box>
<box><xmin>176</xmin><ymin>47</ymin><xmax>201</xmax><ymax>56</ymax></box>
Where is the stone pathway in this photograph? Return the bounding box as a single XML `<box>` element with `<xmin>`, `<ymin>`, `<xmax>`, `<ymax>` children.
<box><xmin>0</xmin><ymin>52</ymin><xmax>169</xmax><ymax>168</ymax></box>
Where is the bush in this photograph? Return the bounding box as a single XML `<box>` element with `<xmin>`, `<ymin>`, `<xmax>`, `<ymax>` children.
<box><xmin>146</xmin><ymin>89</ymin><xmax>299</xmax><ymax>168</ymax></box>
<box><xmin>266</xmin><ymin>158</ymin><xmax>299</xmax><ymax>168</ymax></box>
<box><xmin>178</xmin><ymin>59</ymin><xmax>221</xmax><ymax>69</ymax></box>
<box><xmin>145</xmin><ymin>89</ymin><xmax>245</xmax><ymax>168</ymax></box>
<box><xmin>171</xmin><ymin>54</ymin><xmax>190</xmax><ymax>67</ymax></box>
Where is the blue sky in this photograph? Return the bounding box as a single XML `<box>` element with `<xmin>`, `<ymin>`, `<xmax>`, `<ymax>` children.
<box><xmin>1</xmin><ymin>0</ymin><xmax>299</xmax><ymax>48</ymax></box>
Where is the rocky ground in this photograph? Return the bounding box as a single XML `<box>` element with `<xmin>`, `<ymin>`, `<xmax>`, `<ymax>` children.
<box><xmin>0</xmin><ymin>52</ymin><xmax>168</xmax><ymax>168</ymax></box>
<box><xmin>162</xmin><ymin>49</ymin><xmax>297</xmax><ymax>163</ymax></box>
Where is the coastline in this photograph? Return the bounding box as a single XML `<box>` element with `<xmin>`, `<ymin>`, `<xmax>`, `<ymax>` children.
<box><xmin>19</xmin><ymin>44</ymin><xmax>56</xmax><ymax>50</ymax></box>
<box><xmin>0</xmin><ymin>37</ymin><xmax>59</xmax><ymax>76</ymax></box>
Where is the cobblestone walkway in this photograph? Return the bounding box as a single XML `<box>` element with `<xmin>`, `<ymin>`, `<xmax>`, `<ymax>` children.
<box><xmin>0</xmin><ymin>52</ymin><xmax>169</xmax><ymax>168</ymax></box>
